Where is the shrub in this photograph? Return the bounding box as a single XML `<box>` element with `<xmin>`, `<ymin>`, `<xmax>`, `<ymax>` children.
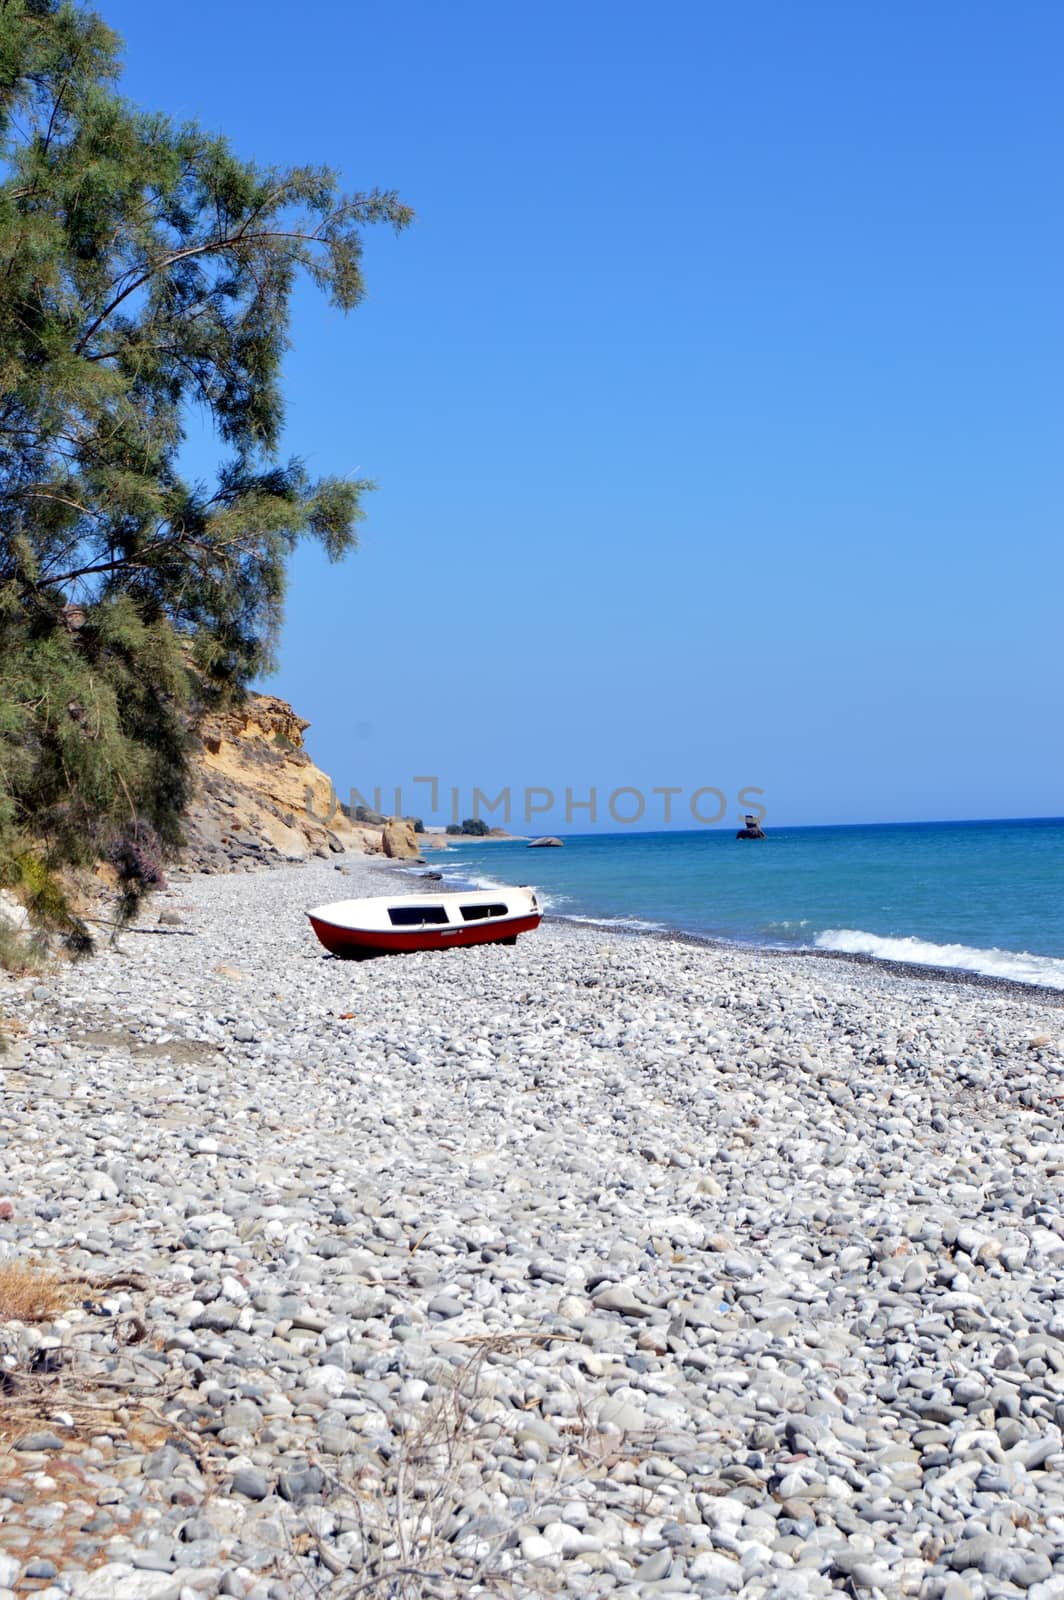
<box><xmin>107</xmin><ymin>821</ymin><xmax>167</xmax><ymax>926</ymax></box>
<box><xmin>10</xmin><ymin>853</ymin><xmax>71</xmax><ymax>925</ymax></box>
<box><xmin>3</xmin><ymin>853</ymin><xmax>91</xmax><ymax>956</ymax></box>
<box><xmin>0</xmin><ymin>1261</ymin><xmax>69</xmax><ymax>1323</ymax></box>
<box><xmin>108</xmin><ymin>822</ymin><xmax>167</xmax><ymax>892</ymax></box>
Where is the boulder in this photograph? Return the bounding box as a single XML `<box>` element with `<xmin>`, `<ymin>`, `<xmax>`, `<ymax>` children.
<box><xmin>0</xmin><ymin>890</ymin><xmax>28</xmax><ymax>933</ymax></box>
<box><xmin>527</xmin><ymin>836</ymin><xmax>564</xmax><ymax>848</ymax></box>
<box><xmin>381</xmin><ymin>818</ymin><xmax>423</xmax><ymax>861</ymax></box>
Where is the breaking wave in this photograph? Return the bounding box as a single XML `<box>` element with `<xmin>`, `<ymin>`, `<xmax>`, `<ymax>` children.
<box><xmin>815</xmin><ymin>929</ymin><xmax>1064</xmax><ymax>989</ymax></box>
<box><xmin>426</xmin><ymin>863</ymin><xmax>562</xmax><ymax>913</ymax></box>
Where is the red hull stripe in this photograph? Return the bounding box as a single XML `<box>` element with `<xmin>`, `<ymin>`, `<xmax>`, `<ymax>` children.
<box><xmin>308</xmin><ymin>912</ymin><xmax>542</xmax><ymax>955</ymax></box>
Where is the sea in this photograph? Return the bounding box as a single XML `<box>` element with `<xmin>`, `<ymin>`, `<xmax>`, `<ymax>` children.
<box><xmin>426</xmin><ymin>818</ymin><xmax>1064</xmax><ymax>990</ymax></box>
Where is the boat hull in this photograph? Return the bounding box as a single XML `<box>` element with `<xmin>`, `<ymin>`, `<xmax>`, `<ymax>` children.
<box><xmin>308</xmin><ymin>910</ymin><xmax>541</xmax><ymax>957</ymax></box>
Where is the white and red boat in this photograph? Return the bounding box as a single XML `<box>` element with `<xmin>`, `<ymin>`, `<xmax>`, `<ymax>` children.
<box><xmin>307</xmin><ymin>885</ymin><xmax>541</xmax><ymax>956</ymax></box>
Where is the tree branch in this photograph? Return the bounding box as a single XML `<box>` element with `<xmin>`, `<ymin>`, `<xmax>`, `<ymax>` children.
<box><xmin>17</xmin><ymin>487</ymin><xmax>98</xmax><ymax>519</ymax></box>
<box><xmin>73</xmin><ymin>225</ymin><xmax>336</xmax><ymax>357</ymax></box>
<box><xmin>23</xmin><ymin>540</ymin><xmax>170</xmax><ymax>594</ymax></box>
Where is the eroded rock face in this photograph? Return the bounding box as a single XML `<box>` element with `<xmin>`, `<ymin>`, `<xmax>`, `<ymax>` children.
<box><xmin>381</xmin><ymin>817</ymin><xmax>422</xmax><ymax>861</ymax></box>
<box><xmin>203</xmin><ymin>693</ymin><xmax>310</xmax><ymax>751</ymax></box>
<box><xmin>528</xmin><ymin>836</ymin><xmax>564</xmax><ymax>848</ymax></box>
<box><xmin>183</xmin><ymin>693</ymin><xmax>377</xmax><ymax>872</ymax></box>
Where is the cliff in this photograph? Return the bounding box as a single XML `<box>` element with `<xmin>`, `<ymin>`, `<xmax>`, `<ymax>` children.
<box><xmin>181</xmin><ymin>693</ymin><xmax>381</xmax><ymax>872</ymax></box>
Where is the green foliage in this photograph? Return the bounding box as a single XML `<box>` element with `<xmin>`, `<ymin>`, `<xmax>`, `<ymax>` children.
<box><xmin>11</xmin><ymin>852</ymin><xmax>71</xmax><ymax>924</ymax></box>
<box><xmin>1</xmin><ymin>846</ymin><xmax>88</xmax><ymax>953</ymax></box>
<box><xmin>0</xmin><ymin>0</ymin><xmax>411</xmax><ymax>925</ymax></box>
<box><xmin>450</xmin><ymin>818</ymin><xmax>490</xmax><ymax>836</ymax></box>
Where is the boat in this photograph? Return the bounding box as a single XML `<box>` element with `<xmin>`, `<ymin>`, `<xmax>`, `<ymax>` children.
<box><xmin>306</xmin><ymin>885</ymin><xmax>542</xmax><ymax>956</ymax></box>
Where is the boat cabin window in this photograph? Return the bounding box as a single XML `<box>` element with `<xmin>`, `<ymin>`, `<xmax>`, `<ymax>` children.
<box><xmin>460</xmin><ymin>902</ymin><xmax>509</xmax><ymax>922</ymax></box>
<box><xmin>388</xmin><ymin>904</ymin><xmax>450</xmax><ymax>926</ymax></box>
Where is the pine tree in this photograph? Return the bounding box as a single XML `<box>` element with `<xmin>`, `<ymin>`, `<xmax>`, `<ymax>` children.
<box><xmin>0</xmin><ymin>0</ymin><xmax>411</xmax><ymax>937</ymax></box>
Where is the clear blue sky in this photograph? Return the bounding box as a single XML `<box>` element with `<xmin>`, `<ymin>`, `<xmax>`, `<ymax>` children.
<box><xmin>104</xmin><ymin>0</ymin><xmax>1061</xmax><ymax>829</ymax></box>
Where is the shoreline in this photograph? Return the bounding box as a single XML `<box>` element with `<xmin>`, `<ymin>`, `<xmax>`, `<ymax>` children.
<box><xmin>588</xmin><ymin>918</ymin><xmax>1064</xmax><ymax>1004</ymax></box>
<box><xmin>386</xmin><ymin>855</ymin><xmax>1064</xmax><ymax>1004</ymax></box>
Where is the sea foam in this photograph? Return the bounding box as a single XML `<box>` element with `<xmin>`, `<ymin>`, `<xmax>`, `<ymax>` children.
<box><xmin>815</xmin><ymin>929</ymin><xmax>1064</xmax><ymax>989</ymax></box>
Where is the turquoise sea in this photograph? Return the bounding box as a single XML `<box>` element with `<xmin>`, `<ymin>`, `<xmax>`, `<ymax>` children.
<box><xmin>430</xmin><ymin>818</ymin><xmax>1064</xmax><ymax>989</ymax></box>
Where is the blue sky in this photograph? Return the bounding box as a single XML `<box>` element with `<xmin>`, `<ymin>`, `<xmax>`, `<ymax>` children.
<box><xmin>105</xmin><ymin>0</ymin><xmax>1062</xmax><ymax>829</ymax></box>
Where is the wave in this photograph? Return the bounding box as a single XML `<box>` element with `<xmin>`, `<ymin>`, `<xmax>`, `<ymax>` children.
<box><xmin>435</xmin><ymin>879</ymin><xmax>674</xmax><ymax>934</ymax></box>
<box><xmin>427</xmin><ymin>864</ymin><xmax>562</xmax><ymax>912</ymax></box>
<box><xmin>815</xmin><ymin>928</ymin><xmax>1064</xmax><ymax>989</ymax></box>
<box><xmin>448</xmin><ymin>870</ymin><xmax>517</xmax><ymax>894</ymax></box>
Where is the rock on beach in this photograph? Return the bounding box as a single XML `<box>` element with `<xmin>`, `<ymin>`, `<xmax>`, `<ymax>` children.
<box><xmin>1</xmin><ymin>853</ymin><xmax>1062</xmax><ymax>1597</ymax></box>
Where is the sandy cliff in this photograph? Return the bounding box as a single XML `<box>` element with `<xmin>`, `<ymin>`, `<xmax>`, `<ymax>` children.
<box><xmin>181</xmin><ymin>693</ymin><xmax>381</xmax><ymax>872</ymax></box>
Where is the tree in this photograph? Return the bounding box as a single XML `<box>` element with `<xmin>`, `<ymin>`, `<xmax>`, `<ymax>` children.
<box><xmin>0</xmin><ymin>0</ymin><xmax>411</xmax><ymax>934</ymax></box>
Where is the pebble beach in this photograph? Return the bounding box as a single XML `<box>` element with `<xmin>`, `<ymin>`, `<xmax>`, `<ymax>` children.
<box><xmin>2</xmin><ymin>852</ymin><xmax>1064</xmax><ymax>1600</ymax></box>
